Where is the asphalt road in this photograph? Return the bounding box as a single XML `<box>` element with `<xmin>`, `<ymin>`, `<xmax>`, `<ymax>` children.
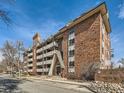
<box><xmin>0</xmin><ymin>74</ymin><xmax>23</xmax><ymax>93</ymax></box>
<box><xmin>0</xmin><ymin>74</ymin><xmax>92</xmax><ymax>93</ymax></box>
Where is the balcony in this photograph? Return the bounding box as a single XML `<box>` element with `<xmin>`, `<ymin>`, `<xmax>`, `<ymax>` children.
<box><xmin>36</xmin><ymin>68</ymin><xmax>49</xmax><ymax>72</ymax></box>
<box><xmin>24</xmin><ymin>66</ymin><xmax>27</xmax><ymax>68</ymax></box>
<box><xmin>28</xmin><ymin>69</ymin><xmax>33</xmax><ymax>72</ymax></box>
<box><xmin>24</xmin><ymin>61</ymin><xmax>27</xmax><ymax>64</ymax></box>
<box><xmin>28</xmin><ymin>52</ymin><xmax>33</xmax><ymax>57</ymax></box>
<box><xmin>37</xmin><ymin>51</ymin><xmax>55</xmax><ymax>59</ymax></box>
<box><xmin>27</xmin><ymin>64</ymin><xmax>33</xmax><ymax>67</ymax></box>
<box><xmin>37</xmin><ymin>42</ymin><xmax>58</xmax><ymax>53</ymax></box>
<box><xmin>36</xmin><ymin>62</ymin><xmax>42</xmax><ymax>65</ymax></box>
<box><xmin>36</xmin><ymin>60</ymin><xmax>52</xmax><ymax>65</ymax></box>
<box><xmin>28</xmin><ymin>58</ymin><xmax>33</xmax><ymax>62</ymax></box>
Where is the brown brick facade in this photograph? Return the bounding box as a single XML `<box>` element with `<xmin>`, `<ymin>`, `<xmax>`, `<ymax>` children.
<box><xmin>62</xmin><ymin>31</ymin><xmax>68</xmax><ymax>77</ymax></box>
<box><xmin>74</xmin><ymin>13</ymin><xmax>101</xmax><ymax>79</ymax></box>
<box><xmin>61</xmin><ymin>12</ymin><xmax>109</xmax><ymax>79</ymax></box>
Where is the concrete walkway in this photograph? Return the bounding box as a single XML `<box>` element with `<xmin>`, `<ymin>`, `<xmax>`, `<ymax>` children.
<box><xmin>22</xmin><ymin>76</ymin><xmax>90</xmax><ymax>86</ymax></box>
<box><xmin>45</xmin><ymin>79</ymin><xmax>90</xmax><ymax>86</ymax></box>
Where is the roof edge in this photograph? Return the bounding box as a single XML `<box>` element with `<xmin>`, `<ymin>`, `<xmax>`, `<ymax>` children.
<box><xmin>56</xmin><ymin>2</ymin><xmax>111</xmax><ymax>36</ymax></box>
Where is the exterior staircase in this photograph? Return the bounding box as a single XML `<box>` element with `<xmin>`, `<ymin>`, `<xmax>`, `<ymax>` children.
<box><xmin>48</xmin><ymin>50</ymin><xmax>64</xmax><ymax>76</ymax></box>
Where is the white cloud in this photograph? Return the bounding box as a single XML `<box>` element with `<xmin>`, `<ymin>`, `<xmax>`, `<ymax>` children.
<box><xmin>118</xmin><ymin>3</ymin><xmax>124</xmax><ymax>19</ymax></box>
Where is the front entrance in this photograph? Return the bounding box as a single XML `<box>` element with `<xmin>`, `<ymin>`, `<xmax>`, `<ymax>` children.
<box><xmin>56</xmin><ymin>66</ymin><xmax>61</xmax><ymax>75</ymax></box>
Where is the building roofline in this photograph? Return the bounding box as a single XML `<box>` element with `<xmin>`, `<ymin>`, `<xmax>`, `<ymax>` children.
<box><xmin>54</xmin><ymin>2</ymin><xmax>111</xmax><ymax>37</ymax></box>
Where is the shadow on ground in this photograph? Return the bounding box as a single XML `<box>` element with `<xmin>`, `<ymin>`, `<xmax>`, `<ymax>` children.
<box><xmin>0</xmin><ymin>77</ymin><xmax>27</xmax><ymax>93</ymax></box>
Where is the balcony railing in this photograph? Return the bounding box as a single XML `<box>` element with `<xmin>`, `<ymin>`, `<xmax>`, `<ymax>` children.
<box><xmin>37</xmin><ymin>42</ymin><xmax>58</xmax><ymax>53</ymax></box>
<box><xmin>37</xmin><ymin>51</ymin><xmax>55</xmax><ymax>59</ymax></box>
<box><xmin>27</xmin><ymin>64</ymin><xmax>33</xmax><ymax>67</ymax></box>
<box><xmin>36</xmin><ymin>60</ymin><xmax>52</xmax><ymax>65</ymax></box>
<box><xmin>36</xmin><ymin>68</ymin><xmax>49</xmax><ymax>72</ymax></box>
<box><xmin>28</xmin><ymin>58</ymin><xmax>33</xmax><ymax>62</ymax></box>
<box><xmin>28</xmin><ymin>52</ymin><xmax>33</xmax><ymax>57</ymax></box>
<box><xmin>28</xmin><ymin>69</ymin><xmax>33</xmax><ymax>72</ymax></box>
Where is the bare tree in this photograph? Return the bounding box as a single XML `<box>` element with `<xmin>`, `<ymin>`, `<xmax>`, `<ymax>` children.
<box><xmin>111</xmin><ymin>61</ymin><xmax>115</xmax><ymax>69</ymax></box>
<box><xmin>118</xmin><ymin>58</ymin><xmax>124</xmax><ymax>67</ymax></box>
<box><xmin>0</xmin><ymin>59</ymin><xmax>8</xmax><ymax>73</ymax></box>
<box><xmin>0</xmin><ymin>0</ymin><xmax>15</xmax><ymax>25</ymax></box>
<box><xmin>81</xmin><ymin>62</ymin><xmax>100</xmax><ymax>80</ymax></box>
<box><xmin>0</xmin><ymin>41</ymin><xmax>17</xmax><ymax>76</ymax></box>
<box><xmin>16</xmin><ymin>41</ymin><xmax>24</xmax><ymax>78</ymax></box>
<box><xmin>0</xmin><ymin>40</ymin><xmax>25</xmax><ymax>78</ymax></box>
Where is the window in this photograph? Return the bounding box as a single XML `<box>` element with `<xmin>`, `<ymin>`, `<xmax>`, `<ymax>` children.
<box><xmin>69</xmin><ymin>39</ymin><xmax>75</xmax><ymax>46</ymax></box>
<box><xmin>69</xmin><ymin>29</ymin><xmax>75</xmax><ymax>35</ymax></box>
<box><xmin>69</xmin><ymin>61</ymin><xmax>74</xmax><ymax>67</ymax></box>
<box><xmin>69</xmin><ymin>50</ymin><xmax>74</xmax><ymax>57</ymax></box>
<box><xmin>68</xmin><ymin>28</ymin><xmax>75</xmax><ymax>72</ymax></box>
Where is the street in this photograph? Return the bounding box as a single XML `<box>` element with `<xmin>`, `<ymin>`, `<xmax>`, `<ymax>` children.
<box><xmin>0</xmin><ymin>74</ymin><xmax>92</xmax><ymax>93</ymax></box>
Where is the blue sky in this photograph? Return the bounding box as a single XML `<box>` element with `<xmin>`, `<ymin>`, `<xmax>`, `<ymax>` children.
<box><xmin>0</xmin><ymin>0</ymin><xmax>124</xmax><ymax>62</ymax></box>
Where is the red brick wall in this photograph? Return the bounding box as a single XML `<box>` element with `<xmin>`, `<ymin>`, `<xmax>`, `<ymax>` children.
<box><xmin>57</xmin><ymin>12</ymin><xmax>111</xmax><ymax>80</ymax></box>
<box><xmin>74</xmin><ymin>13</ymin><xmax>101</xmax><ymax>79</ymax></box>
<box><xmin>62</xmin><ymin>31</ymin><xmax>68</xmax><ymax>78</ymax></box>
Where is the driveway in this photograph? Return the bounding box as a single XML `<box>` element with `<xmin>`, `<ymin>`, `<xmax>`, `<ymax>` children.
<box><xmin>0</xmin><ymin>74</ymin><xmax>92</xmax><ymax>93</ymax></box>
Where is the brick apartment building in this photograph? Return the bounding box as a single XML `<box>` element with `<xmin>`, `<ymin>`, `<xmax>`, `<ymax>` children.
<box><xmin>23</xmin><ymin>3</ymin><xmax>111</xmax><ymax>79</ymax></box>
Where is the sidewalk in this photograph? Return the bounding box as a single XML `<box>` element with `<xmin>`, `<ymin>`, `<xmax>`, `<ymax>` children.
<box><xmin>45</xmin><ymin>78</ymin><xmax>90</xmax><ymax>86</ymax></box>
<box><xmin>22</xmin><ymin>75</ymin><xmax>90</xmax><ymax>86</ymax></box>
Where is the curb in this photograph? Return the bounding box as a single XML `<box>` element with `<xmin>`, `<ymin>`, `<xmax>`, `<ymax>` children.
<box><xmin>44</xmin><ymin>79</ymin><xmax>87</xmax><ymax>86</ymax></box>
